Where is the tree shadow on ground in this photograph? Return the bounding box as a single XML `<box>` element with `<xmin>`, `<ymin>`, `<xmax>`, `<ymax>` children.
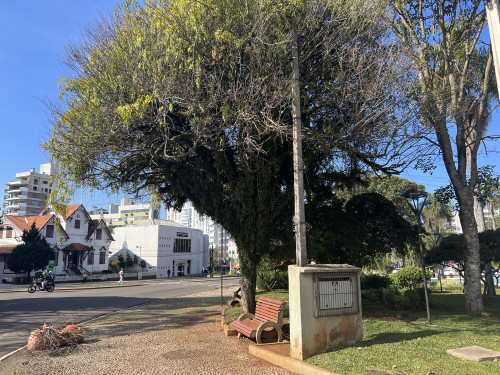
<box><xmin>80</xmin><ymin>295</ymin><xmax>224</xmax><ymax>341</ymax></box>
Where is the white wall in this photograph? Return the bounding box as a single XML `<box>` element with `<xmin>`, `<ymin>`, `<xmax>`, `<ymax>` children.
<box><xmin>109</xmin><ymin>221</ymin><xmax>208</xmax><ymax>278</ymax></box>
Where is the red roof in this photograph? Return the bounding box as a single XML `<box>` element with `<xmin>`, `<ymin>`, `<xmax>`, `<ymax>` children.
<box><xmin>64</xmin><ymin>204</ymin><xmax>82</xmax><ymax>220</ymax></box>
<box><xmin>4</xmin><ymin>215</ymin><xmax>54</xmax><ymax>232</ymax></box>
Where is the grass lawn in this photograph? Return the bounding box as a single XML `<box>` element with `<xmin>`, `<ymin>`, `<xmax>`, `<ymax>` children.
<box><xmin>226</xmin><ymin>290</ymin><xmax>500</xmax><ymax>374</ymax></box>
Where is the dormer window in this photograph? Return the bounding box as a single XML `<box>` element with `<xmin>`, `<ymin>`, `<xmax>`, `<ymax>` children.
<box><xmin>75</xmin><ymin>220</ymin><xmax>81</xmax><ymax>229</ymax></box>
<box><xmin>46</xmin><ymin>225</ymin><xmax>54</xmax><ymax>238</ymax></box>
<box><xmin>96</xmin><ymin>229</ymin><xmax>102</xmax><ymax>240</ymax></box>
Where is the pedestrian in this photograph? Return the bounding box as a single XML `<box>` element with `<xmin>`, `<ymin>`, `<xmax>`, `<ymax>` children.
<box><xmin>82</xmin><ymin>270</ymin><xmax>88</xmax><ymax>284</ymax></box>
<box><xmin>118</xmin><ymin>268</ymin><xmax>124</xmax><ymax>285</ymax></box>
<box><xmin>167</xmin><ymin>268</ymin><xmax>171</xmax><ymax>278</ymax></box>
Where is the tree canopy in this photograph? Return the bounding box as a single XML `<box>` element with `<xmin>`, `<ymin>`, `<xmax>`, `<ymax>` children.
<box><xmin>6</xmin><ymin>223</ymin><xmax>54</xmax><ymax>277</ymax></box>
<box><xmin>426</xmin><ymin>229</ymin><xmax>500</xmax><ymax>276</ymax></box>
<box><xmin>45</xmin><ymin>0</ymin><xmax>415</xmax><ymax>312</ymax></box>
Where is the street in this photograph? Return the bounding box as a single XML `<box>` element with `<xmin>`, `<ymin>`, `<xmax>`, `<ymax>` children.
<box><xmin>0</xmin><ymin>277</ymin><xmax>240</xmax><ymax>358</ymax></box>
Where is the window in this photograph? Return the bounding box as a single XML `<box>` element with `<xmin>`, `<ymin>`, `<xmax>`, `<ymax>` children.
<box><xmin>6</xmin><ymin>228</ymin><xmax>12</xmax><ymax>238</ymax></box>
<box><xmin>174</xmin><ymin>238</ymin><xmax>191</xmax><ymax>253</ymax></box>
<box><xmin>33</xmin><ymin>186</ymin><xmax>37</xmax><ymax>191</ymax></box>
<box><xmin>88</xmin><ymin>252</ymin><xmax>94</xmax><ymax>265</ymax></box>
<box><xmin>96</xmin><ymin>229</ymin><xmax>102</xmax><ymax>240</ymax></box>
<box><xmin>99</xmin><ymin>251</ymin><xmax>106</xmax><ymax>264</ymax></box>
<box><xmin>46</xmin><ymin>225</ymin><xmax>54</xmax><ymax>238</ymax></box>
<box><xmin>75</xmin><ymin>220</ymin><xmax>81</xmax><ymax>229</ymax></box>
<box><xmin>54</xmin><ymin>251</ymin><xmax>59</xmax><ymax>266</ymax></box>
<box><xmin>33</xmin><ymin>179</ymin><xmax>38</xmax><ymax>185</ymax></box>
<box><xmin>32</xmin><ymin>193</ymin><xmax>38</xmax><ymax>198</ymax></box>
<box><xmin>43</xmin><ymin>180</ymin><xmax>48</xmax><ymax>184</ymax></box>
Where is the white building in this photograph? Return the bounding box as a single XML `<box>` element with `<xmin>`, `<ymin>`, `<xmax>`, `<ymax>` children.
<box><xmin>3</xmin><ymin>163</ymin><xmax>58</xmax><ymax>216</ymax></box>
<box><xmin>0</xmin><ymin>204</ymin><xmax>113</xmax><ymax>283</ymax></box>
<box><xmin>109</xmin><ymin>218</ymin><xmax>209</xmax><ymax>278</ymax></box>
<box><xmin>90</xmin><ymin>197</ymin><xmax>160</xmax><ymax>232</ymax></box>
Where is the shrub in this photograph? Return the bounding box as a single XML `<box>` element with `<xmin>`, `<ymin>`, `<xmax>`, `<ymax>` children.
<box><xmin>257</xmin><ymin>270</ymin><xmax>288</xmax><ymax>290</ymax></box>
<box><xmin>393</xmin><ymin>267</ymin><xmax>430</xmax><ymax>289</ymax></box>
<box><xmin>360</xmin><ymin>273</ymin><xmax>392</xmax><ymax>290</ymax></box>
<box><xmin>361</xmin><ymin>288</ymin><xmax>382</xmax><ymax>303</ymax></box>
<box><xmin>391</xmin><ymin>294</ymin><xmax>411</xmax><ymax>310</ymax></box>
<box><xmin>139</xmin><ymin>259</ymin><xmax>147</xmax><ymax>268</ymax></box>
<box><xmin>440</xmin><ymin>279</ymin><xmax>463</xmax><ymax>291</ymax></box>
<box><xmin>403</xmin><ymin>289</ymin><xmax>421</xmax><ymax>309</ymax></box>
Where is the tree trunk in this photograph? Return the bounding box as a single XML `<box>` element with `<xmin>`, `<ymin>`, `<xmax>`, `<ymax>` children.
<box><xmin>458</xmin><ymin>197</ymin><xmax>484</xmax><ymax>314</ymax></box>
<box><xmin>240</xmin><ymin>267</ymin><xmax>257</xmax><ymax>314</ymax></box>
<box><xmin>474</xmin><ymin>195</ymin><xmax>485</xmax><ymax>232</ymax></box>
<box><xmin>484</xmin><ymin>262</ymin><xmax>497</xmax><ymax>296</ymax></box>
<box><xmin>489</xmin><ymin>201</ymin><xmax>497</xmax><ymax>230</ymax></box>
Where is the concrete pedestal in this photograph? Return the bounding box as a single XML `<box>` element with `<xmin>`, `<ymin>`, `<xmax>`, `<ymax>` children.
<box><xmin>288</xmin><ymin>264</ymin><xmax>363</xmax><ymax>360</ymax></box>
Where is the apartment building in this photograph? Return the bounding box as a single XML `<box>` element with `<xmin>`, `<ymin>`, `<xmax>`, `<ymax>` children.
<box><xmin>3</xmin><ymin>163</ymin><xmax>57</xmax><ymax>216</ymax></box>
<box><xmin>90</xmin><ymin>197</ymin><xmax>161</xmax><ymax>232</ymax></box>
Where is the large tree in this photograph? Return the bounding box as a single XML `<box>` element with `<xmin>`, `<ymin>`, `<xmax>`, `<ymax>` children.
<box><xmin>385</xmin><ymin>0</ymin><xmax>497</xmax><ymax>314</ymax></box>
<box><xmin>6</xmin><ymin>223</ymin><xmax>53</xmax><ymax>280</ymax></box>
<box><xmin>45</xmin><ymin>0</ymin><xmax>413</xmax><ymax>312</ymax></box>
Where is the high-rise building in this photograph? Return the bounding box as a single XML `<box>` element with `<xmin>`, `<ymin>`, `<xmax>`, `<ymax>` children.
<box><xmin>3</xmin><ymin>163</ymin><xmax>58</xmax><ymax>216</ymax></box>
<box><xmin>89</xmin><ymin>197</ymin><xmax>160</xmax><ymax>232</ymax></box>
<box><xmin>167</xmin><ymin>202</ymin><xmax>238</xmax><ymax>265</ymax></box>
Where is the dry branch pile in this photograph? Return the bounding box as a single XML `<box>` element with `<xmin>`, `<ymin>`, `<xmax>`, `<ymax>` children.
<box><xmin>27</xmin><ymin>323</ymin><xmax>84</xmax><ymax>352</ymax></box>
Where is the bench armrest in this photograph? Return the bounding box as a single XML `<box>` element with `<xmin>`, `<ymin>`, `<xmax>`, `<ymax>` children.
<box><xmin>237</xmin><ymin>313</ymin><xmax>255</xmax><ymax>321</ymax></box>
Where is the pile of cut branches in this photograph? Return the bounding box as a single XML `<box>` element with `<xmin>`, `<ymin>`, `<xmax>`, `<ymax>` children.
<box><xmin>27</xmin><ymin>323</ymin><xmax>84</xmax><ymax>351</ymax></box>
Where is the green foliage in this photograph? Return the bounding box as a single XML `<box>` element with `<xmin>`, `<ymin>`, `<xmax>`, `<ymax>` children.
<box><xmin>360</xmin><ymin>273</ymin><xmax>392</xmax><ymax>290</ymax></box>
<box><xmin>425</xmin><ymin>229</ymin><xmax>500</xmax><ymax>273</ymax></box>
<box><xmin>109</xmin><ymin>260</ymin><xmax>120</xmax><ymax>273</ymax></box>
<box><xmin>117</xmin><ymin>255</ymin><xmax>125</xmax><ymax>270</ymax></box>
<box><xmin>403</xmin><ymin>288</ymin><xmax>421</xmax><ymax>308</ymax></box>
<box><xmin>257</xmin><ymin>256</ymin><xmax>289</xmax><ymax>290</ymax></box>
<box><xmin>139</xmin><ymin>259</ymin><xmax>147</xmax><ymax>268</ymax></box>
<box><xmin>6</xmin><ymin>222</ymin><xmax>53</xmax><ymax>275</ymax></box>
<box><xmin>440</xmin><ymin>279</ymin><xmax>464</xmax><ymax>291</ymax></box>
<box><xmin>125</xmin><ymin>252</ymin><xmax>134</xmax><ymax>268</ymax></box>
<box><xmin>393</xmin><ymin>266</ymin><xmax>429</xmax><ymax>290</ymax></box>
<box><xmin>133</xmin><ymin>255</ymin><xmax>139</xmax><ymax>265</ymax></box>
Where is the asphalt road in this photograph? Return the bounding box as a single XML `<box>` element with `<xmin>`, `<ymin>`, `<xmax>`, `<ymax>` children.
<box><xmin>0</xmin><ymin>277</ymin><xmax>240</xmax><ymax>358</ymax></box>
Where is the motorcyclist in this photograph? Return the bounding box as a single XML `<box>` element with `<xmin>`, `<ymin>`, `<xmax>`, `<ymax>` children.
<box><xmin>41</xmin><ymin>268</ymin><xmax>53</xmax><ymax>290</ymax></box>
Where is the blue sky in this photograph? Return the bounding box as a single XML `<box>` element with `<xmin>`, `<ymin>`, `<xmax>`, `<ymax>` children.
<box><xmin>0</xmin><ymin>1</ymin><xmax>123</xmax><ymax>210</ymax></box>
<box><xmin>0</xmin><ymin>1</ymin><xmax>499</xmax><ymax>213</ymax></box>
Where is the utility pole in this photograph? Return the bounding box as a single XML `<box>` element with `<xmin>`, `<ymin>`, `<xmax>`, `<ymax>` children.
<box><xmin>486</xmin><ymin>0</ymin><xmax>500</xmax><ymax>98</ymax></box>
<box><xmin>291</xmin><ymin>17</ymin><xmax>307</xmax><ymax>267</ymax></box>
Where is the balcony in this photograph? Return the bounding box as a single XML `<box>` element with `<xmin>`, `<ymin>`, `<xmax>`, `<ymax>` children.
<box><xmin>8</xmin><ymin>179</ymin><xmax>28</xmax><ymax>187</ymax></box>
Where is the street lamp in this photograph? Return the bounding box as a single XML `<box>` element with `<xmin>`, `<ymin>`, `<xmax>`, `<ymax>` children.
<box><xmin>403</xmin><ymin>191</ymin><xmax>432</xmax><ymax>326</ymax></box>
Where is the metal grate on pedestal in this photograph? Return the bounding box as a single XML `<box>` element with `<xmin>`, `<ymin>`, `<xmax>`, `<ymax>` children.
<box><xmin>313</xmin><ymin>274</ymin><xmax>359</xmax><ymax>317</ymax></box>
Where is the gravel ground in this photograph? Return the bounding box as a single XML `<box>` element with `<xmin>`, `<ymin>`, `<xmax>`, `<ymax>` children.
<box><xmin>0</xmin><ymin>289</ymin><xmax>294</xmax><ymax>375</ymax></box>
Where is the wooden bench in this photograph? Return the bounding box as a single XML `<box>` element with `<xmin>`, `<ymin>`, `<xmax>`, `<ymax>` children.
<box><xmin>230</xmin><ymin>297</ymin><xmax>286</xmax><ymax>344</ymax></box>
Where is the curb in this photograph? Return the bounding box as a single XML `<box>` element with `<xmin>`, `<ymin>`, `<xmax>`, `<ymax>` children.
<box><xmin>249</xmin><ymin>345</ymin><xmax>338</xmax><ymax>375</ymax></box>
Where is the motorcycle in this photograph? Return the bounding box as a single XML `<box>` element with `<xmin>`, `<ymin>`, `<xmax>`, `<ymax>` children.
<box><xmin>28</xmin><ymin>277</ymin><xmax>54</xmax><ymax>293</ymax></box>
